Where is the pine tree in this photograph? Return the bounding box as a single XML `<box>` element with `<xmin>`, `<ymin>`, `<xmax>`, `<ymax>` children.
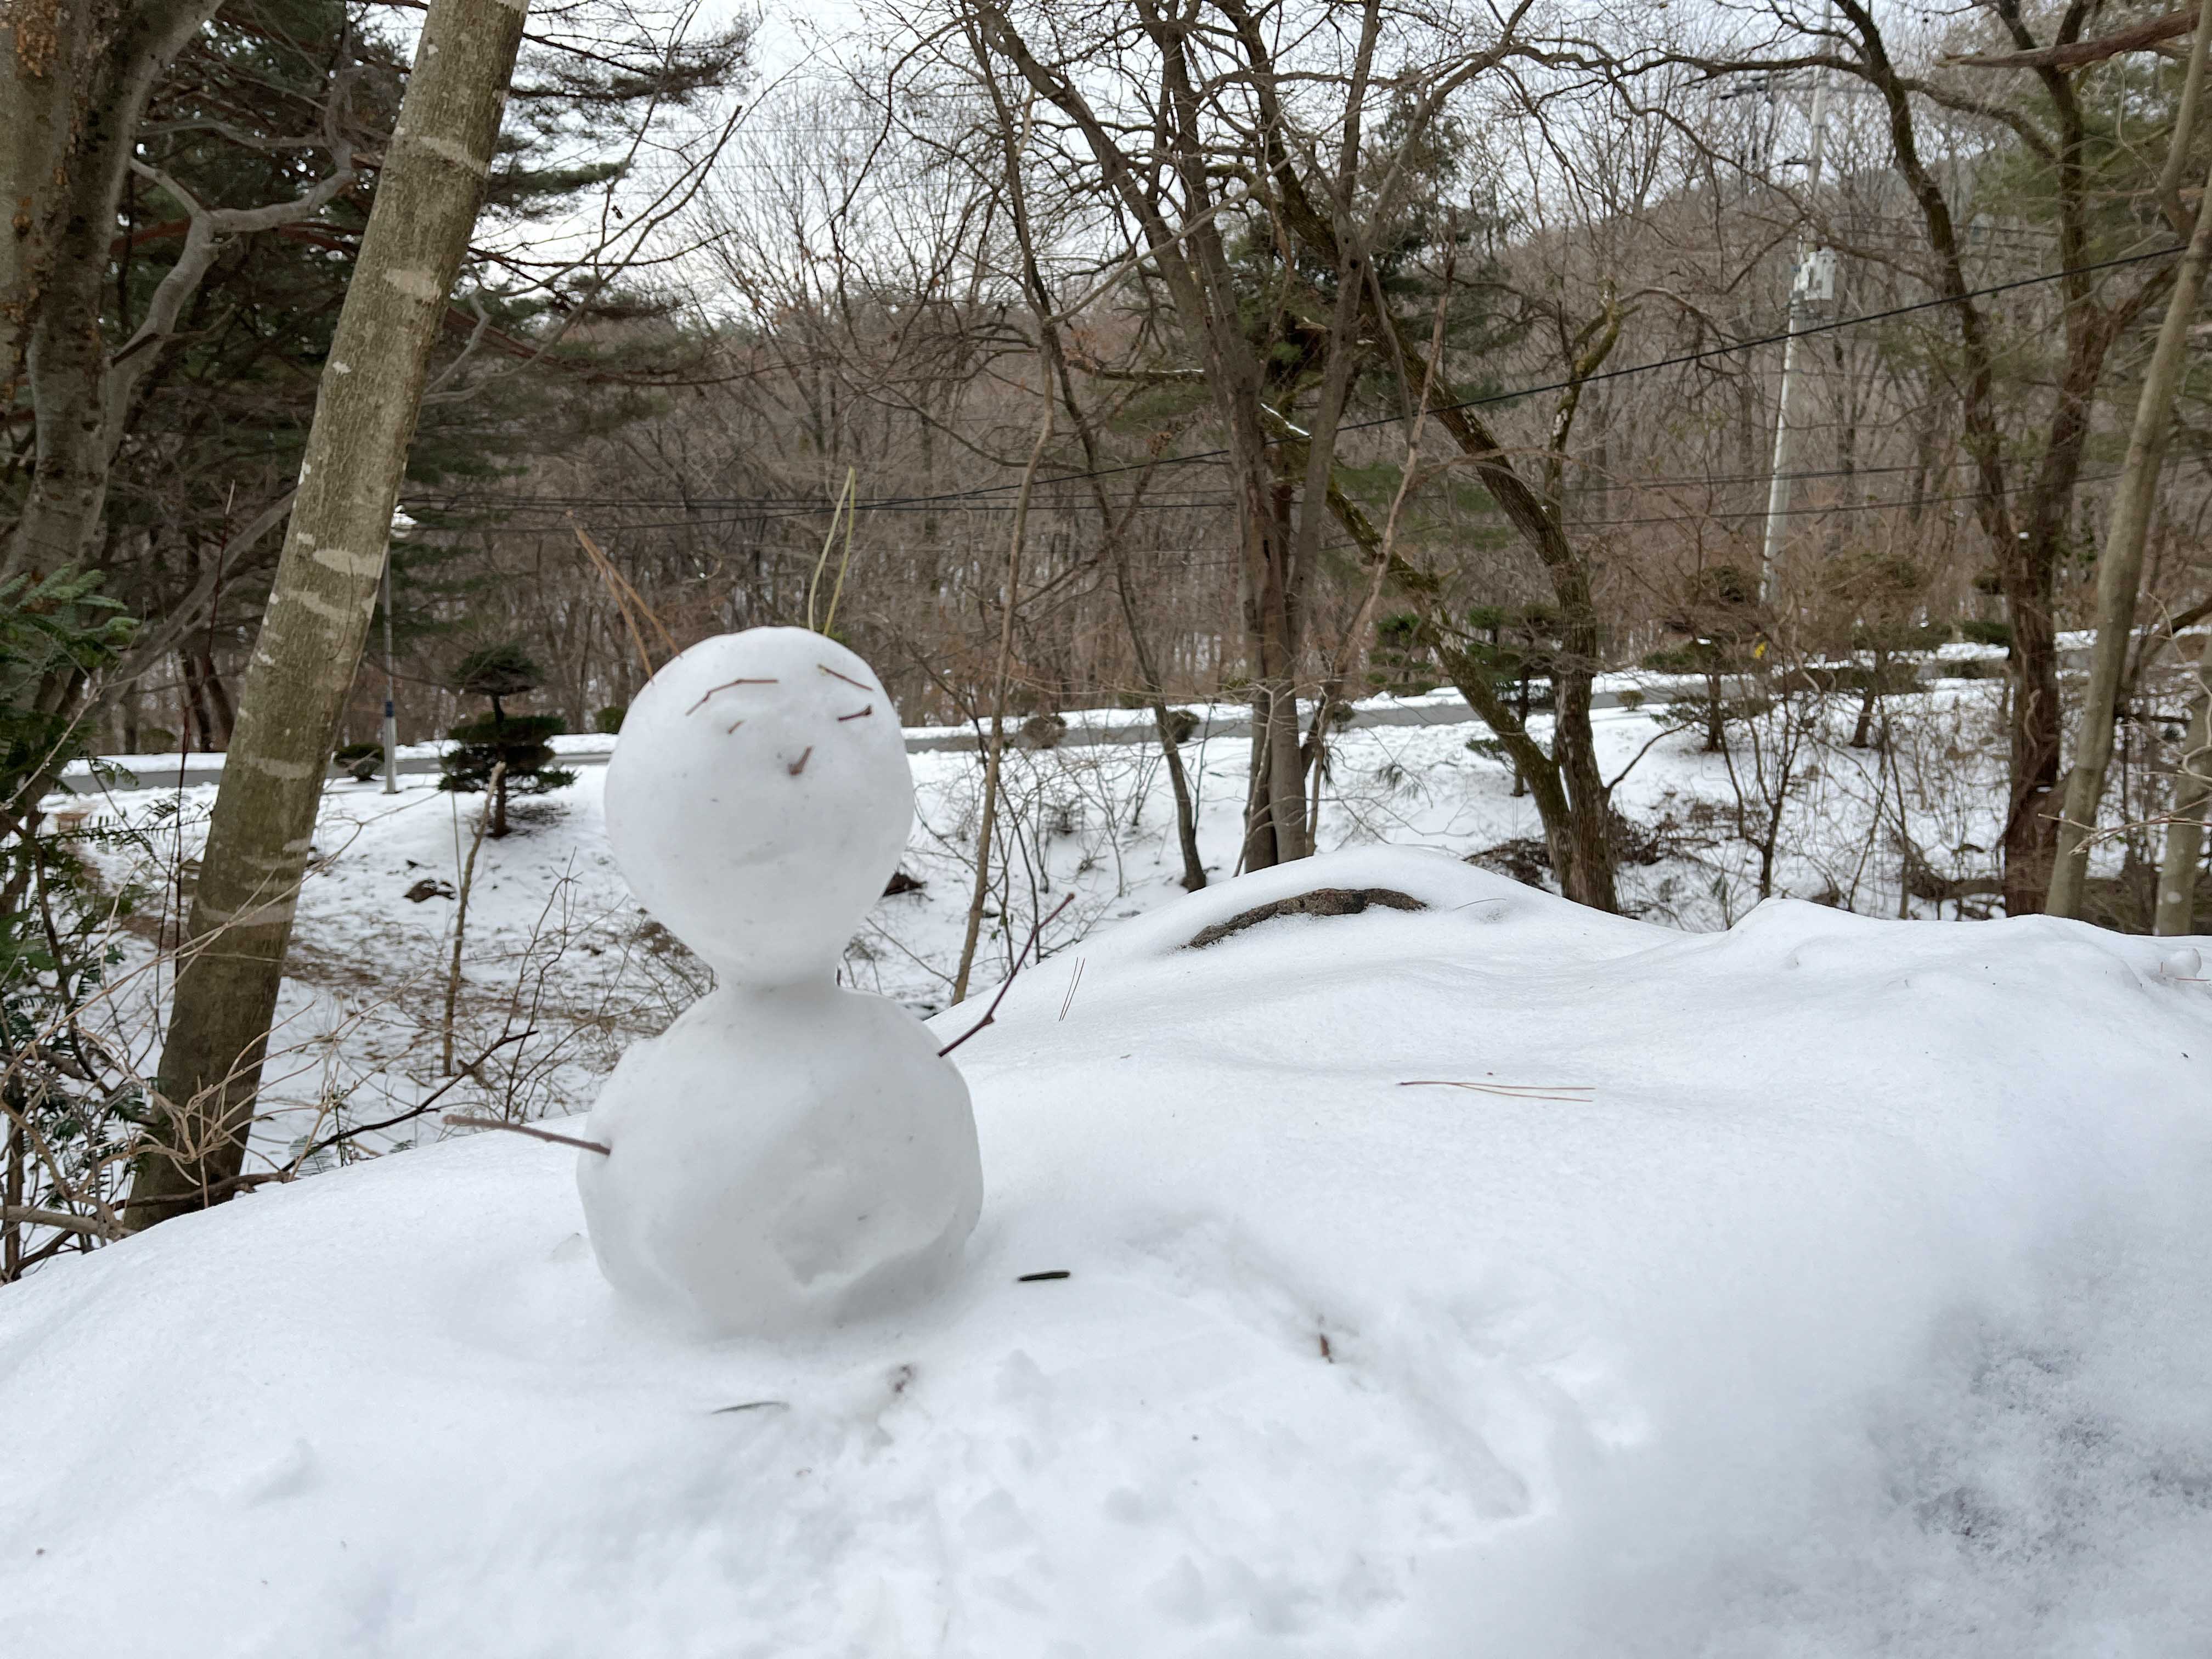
<box><xmin>439</xmin><ymin>644</ymin><xmax>575</xmax><ymax>837</ymax></box>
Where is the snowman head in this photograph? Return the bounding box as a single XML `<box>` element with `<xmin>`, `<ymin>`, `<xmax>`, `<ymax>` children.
<box><xmin>604</xmin><ymin>628</ymin><xmax>913</xmax><ymax>984</ymax></box>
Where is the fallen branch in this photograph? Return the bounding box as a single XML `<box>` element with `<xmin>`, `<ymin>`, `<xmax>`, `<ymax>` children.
<box><xmin>938</xmin><ymin>893</ymin><xmax>1076</xmax><ymax>1058</ymax></box>
<box><xmin>0</xmin><ymin>1203</ymin><xmax>122</xmax><ymax>1241</ymax></box>
<box><xmin>1186</xmin><ymin>887</ymin><xmax>1425</xmax><ymax>949</ymax></box>
<box><xmin>443</xmin><ymin>1114</ymin><xmax>610</xmax><ymax>1155</ymax></box>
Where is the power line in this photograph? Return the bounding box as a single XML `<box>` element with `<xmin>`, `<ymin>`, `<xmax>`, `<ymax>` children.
<box><xmin>1564</xmin><ymin>470</ymin><xmax>2118</xmax><ymax>531</ymax></box>
<box><xmin>410</xmin><ymin>455</ymin><xmax>1996</xmax><ymax>522</ymax></box>
<box><xmin>405</xmin><ymin>493</ymin><xmax>1239</xmax><ymax>515</ymax></box>
<box><xmin>402</xmin><ymin>242</ymin><xmax>2181</xmax><ymax>530</ymax></box>
<box><xmin>845</xmin><ymin>241</ymin><xmax>2185</xmax><ymax>510</ymax></box>
<box><xmin>417</xmin><ymin>472</ymin><xmax>2121</xmax><ymax>540</ymax></box>
<box><xmin>1394</xmin><ymin>245</ymin><xmax>2183</xmax><ymax>432</ymax></box>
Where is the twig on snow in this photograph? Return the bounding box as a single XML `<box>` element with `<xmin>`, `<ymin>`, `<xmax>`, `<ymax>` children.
<box><xmin>1398</xmin><ymin>1079</ymin><xmax>1595</xmax><ymax>1104</ymax></box>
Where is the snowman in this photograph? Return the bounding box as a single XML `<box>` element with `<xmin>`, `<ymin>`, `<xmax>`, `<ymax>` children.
<box><xmin>577</xmin><ymin>627</ymin><xmax>982</xmax><ymax>1336</ymax></box>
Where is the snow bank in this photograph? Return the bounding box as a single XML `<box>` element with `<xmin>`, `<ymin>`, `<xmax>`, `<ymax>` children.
<box><xmin>2</xmin><ymin>848</ymin><xmax>2208</xmax><ymax>1655</ymax></box>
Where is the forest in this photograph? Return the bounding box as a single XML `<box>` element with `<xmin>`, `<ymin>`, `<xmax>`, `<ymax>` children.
<box><xmin>2</xmin><ymin>1</ymin><xmax>2209</xmax><ymax>1652</ymax></box>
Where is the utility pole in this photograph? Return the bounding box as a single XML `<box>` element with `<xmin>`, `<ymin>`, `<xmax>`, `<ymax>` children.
<box><xmin>1758</xmin><ymin>0</ymin><xmax>1837</xmax><ymax>601</ymax></box>
<box><xmin>383</xmin><ymin>509</ymin><xmax>409</xmax><ymax>794</ymax></box>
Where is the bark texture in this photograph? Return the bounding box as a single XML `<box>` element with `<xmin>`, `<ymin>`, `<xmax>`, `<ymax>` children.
<box><xmin>129</xmin><ymin>0</ymin><xmax>529</xmax><ymax>1227</ymax></box>
<box><xmin>2</xmin><ymin>0</ymin><xmax>225</xmax><ymax>579</ymax></box>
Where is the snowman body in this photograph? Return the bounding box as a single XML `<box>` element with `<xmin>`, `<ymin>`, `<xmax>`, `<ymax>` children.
<box><xmin>578</xmin><ymin>628</ymin><xmax>981</xmax><ymax>1336</ymax></box>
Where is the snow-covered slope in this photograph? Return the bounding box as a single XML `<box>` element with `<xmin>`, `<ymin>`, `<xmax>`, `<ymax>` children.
<box><xmin>2</xmin><ymin>849</ymin><xmax>2208</xmax><ymax>1655</ymax></box>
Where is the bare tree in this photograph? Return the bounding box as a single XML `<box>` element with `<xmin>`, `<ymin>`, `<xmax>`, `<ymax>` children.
<box><xmin>2050</xmin><ymin>3</ymin><xmax>2212</xmax><ymax>916</ymax></box>
<box><xmin>1675</xmin><ymin>0</ymin><xmax>2186</xmax><ymax>913</ymax></box>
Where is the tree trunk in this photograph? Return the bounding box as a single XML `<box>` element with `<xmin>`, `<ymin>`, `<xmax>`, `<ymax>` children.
<box><xmin>1831</xmin><ymin>0</ymin><xmax>2166</xmax><ymax>917</ymax></box>
<box><xmin>1</xmin><ymin>0</ymin><xmax>225</xmax><ymax>579</ymax></box>
<box><xmin>182</xmin><ymin>652</ymin><xmax>217</xmax><ymax>751</ymax></box>
<box><xmin>973</xmin><ymin>19</ymin><xmax>1205</xmax><ymax>896</ymax></box>
<box><xmin>2155</xmin><ymin>648</ymin><xmax>2210</xmax><ymax>936</ymax></box>
<box><xmin>1999</xmin><ymin>551</ymin><xmax>2064</xmax><ymax>917</ymax></box>
<box><xmin>488</xmin><ymin>698</ymin><xmax>511</xmax><ymax>837</ymax></box>
<box><xmin>128</xmin><ymin>0</ymin><xmax>530</xmax><ymax>1228</ymax></box>
<box><xmin>1106</xmin><ymin>556</ymin><xmax>1205</xmax><ymax>890</ymax></box>
<box><xmin>1268</xmin><ymin>182</ymin><xmax>1623</xmax><ymax>908</ymax></box>
<box><xmin>1850</xmin><ymin>681</ymin><xmax>1879</xmax><ymax>749</ymax></box>
<box><xmin>1554</xmin><ymin>652</ymin><xmax>1619</xmax><ymax>912</ymax></box>
<box><xmin>1243</xmin><ymin>686</ymin><xmax>1279</xmax><ymax>873</ymax></box>
<box><xmin>2049</xmin><ymin>73</ymin><xmax>2212</xmax><ymax>915</ymax></box>
<box><xmin>951</xmin><ymin>397</ymin><xmax>1051</xmax><ymax>1005</ymax></box>
<box><xmin>974</xmin><ymin>0</ymin><xmax>1319</xmax><ymax>871</ymax></box>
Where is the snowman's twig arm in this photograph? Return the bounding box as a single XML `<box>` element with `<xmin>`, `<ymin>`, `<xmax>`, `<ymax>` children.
<box><xmin>936</xmin><ymin>894</ymin><xmax>1076</xmax><ymax>1059</ymax></box>
<box><xmin>443</xmin><ymin>1114</ymin><xmax>611</xmax><ymax>1156</ymax></box>
<box><xmin>289</xmin><ymin>1029</ymin><xmax>539</xmax><ymax>1163</ymax></box>
<box><xmin>132</xmin><ymin>1030</ymin><xmax>545</xmax><ymax>1205</ymax></box>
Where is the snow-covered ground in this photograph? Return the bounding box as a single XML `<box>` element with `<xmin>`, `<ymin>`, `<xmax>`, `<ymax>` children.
<box><xmin>55</xmin><ymin>627</ymin><xmax>2072</xmax><ymax>785</ymax></box>
<box><xmin>32</xmin><ymin>686</ymin><xmax>2089</xmax><ymax>1168</ymax></box>
<box><xmin>3</xmin><ymin>844</ymin><xmax>2208</xmax><ymax>1654</ymax></box>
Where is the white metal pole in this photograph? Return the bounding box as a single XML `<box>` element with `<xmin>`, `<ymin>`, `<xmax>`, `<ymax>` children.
<box><xmin>382</xmin><ymin>510</ymin><xmax>408</xmax><ymax>794</ymax></box>
<box><xmin>1758</xmin><ymin>1</ymin><xmax>1836</xmax><ymax>602</ymax></box>
<box><xmin>1758</xmin><ymin>325</ymin><xmax>1809</xmax><ymax>599</ymax></box>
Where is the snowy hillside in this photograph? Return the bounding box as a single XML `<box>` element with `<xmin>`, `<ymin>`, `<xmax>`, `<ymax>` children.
<box><xmin>3</xmin><ymin>848</ymin><xmax>2209</xmax><ymax>1655</ymax></box>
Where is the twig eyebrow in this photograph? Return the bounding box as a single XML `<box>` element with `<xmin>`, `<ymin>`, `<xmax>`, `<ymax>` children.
<box><xmin>817</xmin><ymin>663</ymin><xmax>871</xmax><ymax>691</ymax></box>
<box><xmin>686</xmin><ymin>677</ymin><xmax>778</xmax><ymax>715</ymax></box>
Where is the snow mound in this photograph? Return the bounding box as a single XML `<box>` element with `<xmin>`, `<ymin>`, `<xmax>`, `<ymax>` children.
<box><xmin>3</xmin><ymin>848</ymin><xmax>2209</xmax><ymax>1656</ymax></box>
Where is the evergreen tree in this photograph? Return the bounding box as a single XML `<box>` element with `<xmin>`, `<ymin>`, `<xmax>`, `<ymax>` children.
<box><xmin>1824</xmin><ymin>550</ymin><xmax>1927</xmax><ymax>749</ymax></box>
<box><xmin>439</xmin><ymin>643</ymin><xmax>574</xmax><ymax>837</ymax></box>
<box><xmin>1649</xmin><ymin>565</ymin><xmax>1767</xmax><ymax>754</ymax></box>
<box><xmin>0</xmin><ymin>572</ymin><xmax>149</xmax><ymax>1272</ymax></box>
<box><xmin>5</xmin><ymin>0</ymin><xmax>746</xmax><ymax>754</ymax></box>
